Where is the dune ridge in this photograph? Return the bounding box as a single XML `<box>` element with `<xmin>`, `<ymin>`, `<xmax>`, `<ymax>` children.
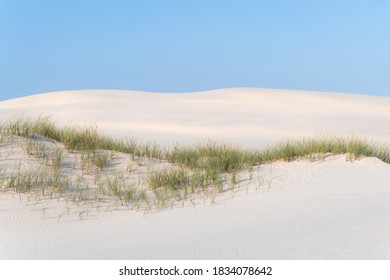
<box><xmin>1</xmin><ymin>88</ymin><xmax>389</xmax><ymax>147</ymax></box>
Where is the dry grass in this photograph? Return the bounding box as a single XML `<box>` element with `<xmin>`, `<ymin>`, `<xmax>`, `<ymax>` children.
<box><xmin>1</xmin><ymin>116</ymin><xmax>389</xmax><ymax>215</ymax></box>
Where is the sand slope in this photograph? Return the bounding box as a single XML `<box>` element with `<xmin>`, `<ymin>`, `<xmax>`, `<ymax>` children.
<box><xmin>1</xmin><ymin>88</ymin><xmax>389</xmax><ymax>147</ymax></box>
<box><xmin>0</xmin><ymin>88</ymin><xmax>389</xmax><ymax>259</ymax></box>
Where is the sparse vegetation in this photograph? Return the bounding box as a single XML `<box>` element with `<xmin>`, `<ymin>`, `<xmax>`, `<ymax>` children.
<box><xmin>0</xmin><ymin>116</ymin><xmax>389</xmax><ymax>216</ymax></box>
<box><xmin>25</xmin><ymin>138</ymin><xmax>46</xmax><ymax>158</ymax></box>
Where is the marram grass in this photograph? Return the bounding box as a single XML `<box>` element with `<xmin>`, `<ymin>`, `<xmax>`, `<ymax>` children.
<box><xmin>1</xmin><ymin>116</ymin><xmax>389</xmax><ymax>213</ymax></box>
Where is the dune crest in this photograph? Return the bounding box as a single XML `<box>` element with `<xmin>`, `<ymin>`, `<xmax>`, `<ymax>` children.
<box><xmin>1</xmin><ymin>88</ymin><xmax>389</xmax><ymax>148</ymax></box>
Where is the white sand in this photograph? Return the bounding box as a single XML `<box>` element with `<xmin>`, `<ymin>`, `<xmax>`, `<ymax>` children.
<box><xmin>1</xmin><ymin>88</ymin><xmax>389</xmax><ymax>148</ymax></box>
<box><xmin>0</xmin><ymin>88</ymin><xmax>389</xmax><ymax>259</ymax></box>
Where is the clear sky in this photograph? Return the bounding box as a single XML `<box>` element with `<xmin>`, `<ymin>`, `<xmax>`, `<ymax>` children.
<box><xmin>1</xmin><ymin>0</ymin><xmax>389</xmax><ymax>100</ymax></box>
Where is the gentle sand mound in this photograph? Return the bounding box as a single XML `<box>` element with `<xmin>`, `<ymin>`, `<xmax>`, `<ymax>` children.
<box><xmin>1</xmin><ymin>88</ymin><xmax>389</xmax><ymax>147</ymax></box>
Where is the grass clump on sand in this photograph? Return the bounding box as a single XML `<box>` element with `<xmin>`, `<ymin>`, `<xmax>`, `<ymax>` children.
<box><xmin>1</xmin><ymin>116</ymin><xmax>390</xmax><ymax>213</ymax></box>
<box><xmin>260</xmin><ymin>136</ymin><xmax>390</xmax><ymax>163</ymax></box>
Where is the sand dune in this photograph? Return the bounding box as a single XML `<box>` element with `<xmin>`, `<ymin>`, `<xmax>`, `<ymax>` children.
<box><xmin>0</xmin><ymin>88</ymin><xmax>389</xmax><ymax>259</ymax></box>
<box><xmin>1</xmin><ymin>88</ymin><xmax>389</xmax><ymax>147</ymax></box>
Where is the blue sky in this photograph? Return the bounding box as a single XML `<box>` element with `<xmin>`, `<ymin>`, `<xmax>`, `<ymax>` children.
<box><xmin>1</xmin><ymin>0</ymin><xmax>389</xmax><ymax>100</ymax></box>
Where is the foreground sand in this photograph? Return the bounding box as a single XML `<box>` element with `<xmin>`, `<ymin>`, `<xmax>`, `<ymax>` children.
<box><xmin>0</xmin><ymin>88</ymin><xmax>389</xmax><ymax>259</ymax></box>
